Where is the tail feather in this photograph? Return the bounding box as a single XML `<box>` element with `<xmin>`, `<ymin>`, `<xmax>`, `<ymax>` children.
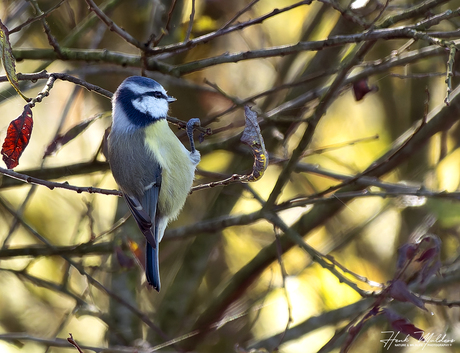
<box><xmin>146</xmin><ymin>242</ymin><xmax>160</xmax><ymax>291</ymax></box>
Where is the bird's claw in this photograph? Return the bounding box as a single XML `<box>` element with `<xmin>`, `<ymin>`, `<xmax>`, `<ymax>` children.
<box><xmin>186</xmin><ymin>118</ymin><xmax>201</xmax><ymax>153</ymax></box>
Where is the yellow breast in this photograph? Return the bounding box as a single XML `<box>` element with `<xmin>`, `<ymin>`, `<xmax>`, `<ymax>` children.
<box><xmin>144</xmin><ymin>120</ymin><xmax>196</xmax><ymax>220</ymax></box>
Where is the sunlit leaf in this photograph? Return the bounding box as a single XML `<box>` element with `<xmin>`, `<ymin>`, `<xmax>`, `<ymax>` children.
<box><xmin>0</xmin><ymin>20</ymin><xmax>28</xmax><ymax>101</ymax></box>
<box><xmin>44</xmin><ymin>114</ymin><xmax>100</xmax><ymax>157</ymax></box>
<box><xmin>1</xmin><ymin>105</ymin><xmax>33</xmax><ymax>169</ymax></box>
<box><xmin>73</xmin><ymin>304</ymin><xmax>101</xmax><ymax>318</ymax></box>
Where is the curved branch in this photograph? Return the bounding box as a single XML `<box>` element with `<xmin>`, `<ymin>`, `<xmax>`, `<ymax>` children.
<box><xmin>0</xmin><ymin>166</ymin><xmax>121</xmax><ymax>196</ymax></box>
<box><xmin>84</xmin><ymin>0</ymin><xmax>144</xmax><ymax>49</ymax></box>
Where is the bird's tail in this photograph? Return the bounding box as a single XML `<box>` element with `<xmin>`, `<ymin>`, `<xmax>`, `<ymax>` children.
<box><xmin>146</xmin><ymin>241</ymin><xmax>161</xmax><ymax>291</ymax></box>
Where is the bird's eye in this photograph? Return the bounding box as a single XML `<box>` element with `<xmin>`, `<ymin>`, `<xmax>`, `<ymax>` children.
<box><xmin>153</xmin><ymin>91</ymin><xmax>164</xmax><ymax>99</ymax></box>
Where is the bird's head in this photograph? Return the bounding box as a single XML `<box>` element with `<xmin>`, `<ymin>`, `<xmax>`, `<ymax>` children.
<box><xmin>111</xmin><ymin>76</ymin><xmax>176</xmax><ymax>132</ymax></box>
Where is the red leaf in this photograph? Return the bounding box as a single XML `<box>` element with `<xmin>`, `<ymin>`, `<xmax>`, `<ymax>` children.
<box><xmin>391</xmin><ymin>319</ymin><xmax>424</xmax><ymax>341</ymax></box>
<box><xmin>352</xmin><ymin>79</ymin><xmax>378</xmax><ymax>101</ymax></box>
<box><xmin>417</xmin><ymin>247</ymin><xmax>437</xmax><ymax>263</ymax></box>
<box><xmin>383</xmin><ymin>309</ymin><xmax>424</xmax><ymax>341</ymax></box>
<box><xmin>1</xmin><ymin>105</ymin><xmax>33</xmax><ymax>169</ymax></box>
<box><xmin>44</xmin><ymin>115</ymin><xmax>99</xmax><ymax>157</ymax></box>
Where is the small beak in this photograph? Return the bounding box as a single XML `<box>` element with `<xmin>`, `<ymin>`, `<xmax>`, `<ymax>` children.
<box><xmin>167</xmin><ymin>96</ymin><xmax>177</xmax><ymax>103</ymax></box>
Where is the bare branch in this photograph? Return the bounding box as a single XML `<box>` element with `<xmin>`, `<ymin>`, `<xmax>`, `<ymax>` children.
<box><xmin>0</xmin><ymin>166</ymin><xmax>121</xmax><ymax>195</ymax></box>
<box><xmin>184</xmin><ymin>0</ymin><xmax>196</xmax><ymax>42</ymax></box>
<box><xmin>9</xmin><ymin>0</ymin><xmax>67</xmax><ymax>34</ymax></box>
<box><xmin>84</xmin><ymin>0</ymin><xmax>144</xmax><ymax>49</ymax></box>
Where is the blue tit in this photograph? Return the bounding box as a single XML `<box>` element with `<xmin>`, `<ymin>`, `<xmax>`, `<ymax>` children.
<box><xmin>108</xmin><ymin>76</ymin><xmax>200</xmax><ymax>291</ymax></box>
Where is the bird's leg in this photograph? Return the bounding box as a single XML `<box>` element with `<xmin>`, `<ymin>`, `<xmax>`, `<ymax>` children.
<box><xmin>186</xmin><ymin>118</ymin><xmax>200</xmax><ymax>153</ymax></box>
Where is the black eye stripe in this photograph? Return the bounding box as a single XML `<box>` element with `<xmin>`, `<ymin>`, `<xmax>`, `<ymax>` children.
<box><xmin>144</xmin><ymin>91</ymin><xmax>167</xmax><ymax>99</ymax></box>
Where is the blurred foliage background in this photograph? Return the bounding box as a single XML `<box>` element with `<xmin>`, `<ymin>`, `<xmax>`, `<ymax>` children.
<box><xmin>0</xmin><ymin>0</ymin><xmax>460</xmax><ymax>352</ymax></box>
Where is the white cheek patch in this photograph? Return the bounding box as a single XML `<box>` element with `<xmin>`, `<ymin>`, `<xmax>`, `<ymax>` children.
<box><xmin>132</xmin><ymin>96</ymin><xmax>169</xmax><ymax>117</ymax></box>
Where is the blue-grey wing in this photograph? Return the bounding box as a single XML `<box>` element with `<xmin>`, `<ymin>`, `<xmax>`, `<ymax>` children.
<box><xmin>123</xmin><ymin>173</ymin><xmax>162</xmax><ymax>291</ymax></box>
<box><xmin>124</xmin><ymin>193</ymin><xmax>157</xmax><ymax>249</ymax></box>
<box><xmin>141</xmin><ymin>177</ymin><xmax>162</xmax><ymax>291</ymax></box>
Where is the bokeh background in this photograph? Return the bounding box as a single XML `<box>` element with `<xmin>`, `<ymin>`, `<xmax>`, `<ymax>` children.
<box><xmin>0</xmin><ymin>0</ymin><xmax>460</xmax><ymax>352</ymax></box>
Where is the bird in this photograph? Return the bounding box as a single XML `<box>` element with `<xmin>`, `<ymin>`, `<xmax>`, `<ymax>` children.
<box><xmin>108</xmin><ymin>76</ymin><xmax>200</xmax><ymax>291</ymax></box>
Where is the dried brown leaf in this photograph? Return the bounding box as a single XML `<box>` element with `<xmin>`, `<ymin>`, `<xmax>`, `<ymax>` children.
<box><xmin>241</xmin><ymin>106</ymin><xmax>268</xmax><ymax>181</ymax></box>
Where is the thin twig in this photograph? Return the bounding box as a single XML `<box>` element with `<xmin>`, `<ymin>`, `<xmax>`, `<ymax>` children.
<box><xmin>146</xmin><ymin>0</ymin><xmax>312</xmax><ymax>55</ymax></box>
<box><xmin>265</xmin><ymin>40</ymin><xmax>375</xmax><ymax>208</ymax></box>
<box><xmin>0</xmin><ymin>71</ymin><xmax>113</xmax><ymax>98</ymax></box>
<box><xmin>264</xmin><ymin>211</ymin><xmax>377</xmax><ymax>298</ymax></box>
<box><xmin>42</xmin><ymin>18</ymin><xmax>64</xmax><ymax>57</ymax></box>
<box><xmin>26</xmin><ymin>0</ymin><xmax>64</xmax><ymax>58</ymax></box>
<box><xmin>84</xmin><ymin>0</ymin><xmax>143</xmax><ymax>49</ymax></box>
<box><xmin>368</xmin><ymin>0</ymin><xmax>390</xmax><ymax>28</ymax></box>
<box><xmin>9</xmin><ymin>0</ymin><xmax>67</xmax><ymax>34</ymax></box>
<box><xmin>12</xmin><ymin>33</ymin><xmax>460</xmax><ymax>77</ymax></box>
<box><xmin>0</xmin><ymin>166</ymin><xmax>121</xmax><ymax>195</ymax></box>
<box><xmin>0</xmin><ymin>242</ymin><xmax>115</xmax><ymax>258</ymax></box>
<box><xmin>445</xmin><ymin>45</ymin><xmax>456</xmax><ymax>105</ymax></box>
<box><xmin>221</xmin><ymin>0</ymin><xmax>260</xmax><ymax>30</ymax></box>
<box><xmin>0</xmin><ymin>334</ymin><xmax>108</xmax><ymax>353</ymax></box>
<box><xmin>317</xmin><ymin>0</ymin><xmax>368</xmax><ymax>27</ymax></box>
<box><xmin>273</xmin><ymin>226</ymin><xmax>293</xmax><ymax>350</ymax></box>
<box><xmin>184</xmin><ymin>0</ymin><xmax>195</xmax><ymax>42</ymax></box>
<box><xmin>149</xmin><ymin>0</ymin><xmax>179</xmax><ymax>47</ymax></box>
